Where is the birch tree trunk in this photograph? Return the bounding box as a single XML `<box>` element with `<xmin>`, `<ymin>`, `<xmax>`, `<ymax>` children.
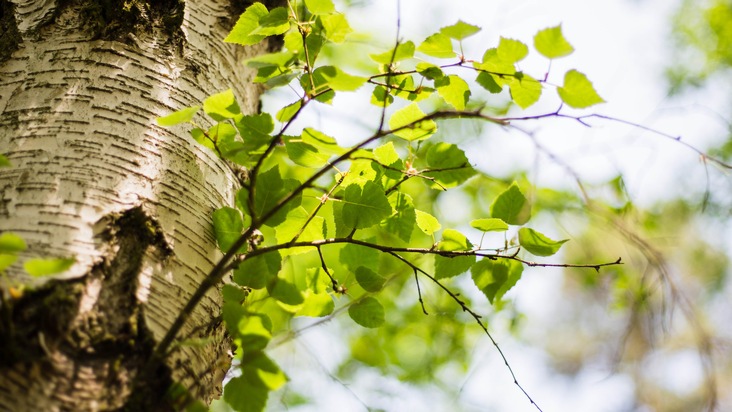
<box><xmin>0</xmin><ymin>0</ymin><xmax>277</xmax><ymax>409</ymax></box>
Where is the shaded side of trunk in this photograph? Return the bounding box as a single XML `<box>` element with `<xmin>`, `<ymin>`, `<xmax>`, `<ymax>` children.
<box><xmin>0</xmin><ymin>0</ymin><xmax>275</xmax><ymax>409</ymax></box>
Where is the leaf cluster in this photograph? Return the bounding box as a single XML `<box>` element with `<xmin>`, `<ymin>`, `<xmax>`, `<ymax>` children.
<box><xmin>156</xmin><ymin>1</ymin><xmax>617</xmax><ymax>410</ymax></box>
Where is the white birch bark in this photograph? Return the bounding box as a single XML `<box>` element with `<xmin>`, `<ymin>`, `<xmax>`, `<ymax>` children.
<box><xmin>0</xmin><ymin>0</ymin><xmax>272</xmax><ymax>409</ymax></box>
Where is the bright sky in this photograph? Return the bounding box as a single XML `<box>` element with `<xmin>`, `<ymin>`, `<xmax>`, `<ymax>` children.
<box><xmin>261</xmin><ymin>0</ymin><xmax>728</xmax><ymax>410</ymax></box>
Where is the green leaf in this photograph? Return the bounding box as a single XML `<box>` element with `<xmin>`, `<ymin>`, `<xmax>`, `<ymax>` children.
<box><xmin>370</xmin><ymin>41</ymin><xmax>415</xmax><ymax>64</ymax></box>
<box><xmin>224</xmin><ymin>375</ymin><xmax>269</xmax><ymax>412</ymax></box>
<box><xmin>268</xmin><ymin>278</ymin><xmax>304</xmax><ymax>305</ymax></box>
<box><xmin>435</xmin><ymin>75</ymin><xmax>471</xmax><ymax>110</ymax></box>
<box><xmin>440</xmin><ymin>20</ymin><xmax>481</xmax><ymax>40</ymax></box>
<box><xmin>0</xmin><ymin>232</ymin><xmax>27</xmax><ymax>253</ymax></box>
<box><xmin>222</xmin><ymin>284</ymin><xmax>248</xmax><ymax>304</ymax></box>
<box><xmin>471</xmin><ymin>258</ymin><xmax>523</xmax><ymax>304</ymax></box>
<box><xmin>0</xmin><ymin>154</ymin><xmax>10</xmax><ymax>167</ymax></box>
<box><xmin>238</xmin><ymin>313</ymin><xmax>273</xmax><ymax>351</ymax></box>
<box><xmin>434</xmin><ymin>229</ymin><xmax>475</xmax><ymax>279</ymax></box>
<box><xmin>223</xmin><ymin>351</ymin><xmax>286</xmax><ymax>412</ymax></box>
<box><xmin>274</xmin><ymin>206</ymin><xmax>325</xmax><ymax>251</ymax></box>
<box><xmin>212</xmin><ymin>207</ymin><xmax>245</xmax><ymax>253</ymax></box>
<box><xmin>296</xmin><ymin>291</ymin><xmax>334</xmax><ymax>317</ymax></box>
<box><xmin>342</xmin><ymin>181</ymin><xmax>392</xmax><ymax>229</ymax></box>
<box><xmin>424</xmin><ymin>142</ymin><xmax>475</xmax><ymax>188</ymax></box>
<box><xmin>305</xmin><ymin>0</ymin><xmax>335</xmax><ymax>14</ymax></box>
<box><xmin>276</xmin><ymin>100</ymin><xmax>302</xmax><ymax>123</ymax></box>
<box><xmin>0</xmin><ymin>254</ymin><xmax>18</xmax><ymax>272</ymax></box>
<box><xmin>373</xmin><ymin>142</ymin><xmax>401</xmax><ymax>167</ymax></box>
<box><xmin>249</xmin><ymin>7</ymin><xmax>290</xmax><ymax>37</ymax></box>
<box><xmin>478</xmin><ymin>48</ymin><xmax>516</xmax><ymax>77</ymax></box>
<box><xmin>518</xmin><ymin>227</ymin><xmax>569</xmax><ymax>256</ymax></box>
<box><xmin>415</xmin><ymin>210</ymin><xmax>441</xmax><ymax>235</ymax></box>
<box><xmin>557</xmin><ymin>70</ymin><xmax>605</xmax><ymax>108</ymax></box>
<box><xmin>476</xmin><ymin>71</ymin><xmax>503</xmax><ymax>93</ymax></box>
<box><xmin>284</xmin><ymin>137</ymin><xmax>331</xmax><ymax>168</ymax></box>
<box><xmin>300</xmin><ymin>67</ymin><xmax>336</xmax><ymax>103</ymax></box>
<box><xmin>245</xmin><ymin>351</ymin><xmax>288</xmax><ymax>390</ymax></box>
<box><xmin>417</xmin><ymin>33</ymin><xmax>455</xmax><ymax>58</ymax></box>
<box><xmin>388</xmin><ymin>103</ymin><xmax>436</xmax><ymax>141</ymax></box>
<box><xmin>470</xmin><ymin>218</ymin><xmax>509</xmax><ymax>232</ymax></box>
<box><xmin>508</xmin><ymin>73</ymin><xmax>542</xmax><ymax>109</ymax></box>
<box><xmin>224</xmin><ymin>3</ymin><xmax>270</xmax><ymax>46</ymax></box>
<box><xmin>253</xmin><ymin>166</ymin><xmax>302</xmax><ymax>226</ymax></box>
<box><xmin>371</xmin><ymin>85</ymin><xmax>394</xmax><ymax>107</ymax></box>
<box><xmin>381</xmin><ymin>192</ymin><xmax>416</xmax><ymax>242</ymax></box>
<box><xmin>348</xmin><ymin>297</ymin><xmax>385</xmax><ymax>328</ymax></box>
<box><xmin>156</xmin><ymin>106</ymin><xmax>200</xmax><ymax>126</ymax></box>
<box><xmin>355</xmin><ymin>266</ymin><xmax>386</xmax><ymax>292</ymax></box>
<box><xmin>497</xmin><ymin>37</ymin><xmax>529</xmax><ymax>63</ymax></box>
<box><xmin>24</xmin><ymin>258</ymin><xmax>75</xmax><ymax>277</ymax></box>
<box><xmin>236</xmin><ymin>113</ymin><xmax>275</xmax><ymax>142</ymax></box>
<box><xmin>203</xmin><ymin>89</ymin><xmax>241</xmax><ymax>121</ymax></box>
<box><xmin>340</xmin><ymin>242</ymin><xmax>379</xmax><ymax>272</ymax></box>
<box><xmin>319</xmin><ymin>13</ymin><xmax>352</xmax><ymax>43</ymax></box>
<box><xmin>317</xmin><ymin>66</ymin><xmax>367</xmax><ymax>91</ymax></box>
<box><xmin>490</xmin><ymin>182</ymin><xmax>531</xmax><ymax>225</ymax></box>
<box><xmin>534</xmin><ymin>25</ymin><xmax>574</xmax><ymax>59</ymax></box>
<box><xmin>415</xmin><ymin>62</ymin><xmax>444</xmax><ymax>80</ymax></box>
<box><xmin>234</xmin><ymin>251</ymin><xmax>282</xmax><ymax>289</ymax></box>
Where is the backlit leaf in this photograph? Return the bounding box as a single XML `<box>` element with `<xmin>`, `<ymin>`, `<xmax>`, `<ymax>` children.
<box><xmin>340</xmin><ymin>242</ymin><xmax>380</xmax><ymax>272</ymax></box>
<box><xmin>203</xmin><ymin>89</ymin><xmax>241</xmax><ymax>121</ymax></box>
<box><xmin>234</xmin><ymin>251</ymin><xmax>282</xmax><ymax>289</ymax></box>
<box><xmin>24</xmin><ymin>258</ymin><xmax>75</xmax><ymax>277</ymax></box>
<box><xmin>435</xmin><ymin>75</ymin><xmax>471</xmax><ymax>110</ymax></box>
<box><xmin>497</xmin><ymin>37</ymin><xmax>529</xmax><ymax>63</ymax></box>
<box><xmin>471</xmin><ymin>258</ymin><xmax>523</xmax><ymax>304</ymax></box>
<box><xmin>434</xmin><ymin>229</ymin><xmax>475</xmax><ymax>279</ymax></box>
<box><xmin>296</xmin><ymin>291</ymin><xmax>334</xmax><ymax>317</ymax></box>
<box><xmin>518</xmin><ymin>227</ymin><xmax>569</xmax><ymax>256</ymax></box>
<box><xmin>342</xmin><ymin>181</ymin><xmax>392</xmax><ymax>229</ymax></box>
<box><xmin>305</xmin><ymin>0</ymin><xmax>335</xmax><ymax>14</ymax></box>
<box><xmin>373</xmin><ymin>142</ymin><xmax>401</xmax><ymax>167</ymax></box>
<box><xmin>534</xmin><ymin>25</ymin><xmax>574</xmax><ymax>59</ymax></box>
<box><xmin>156</xmin><ymin>106</ymin><xmax>200</xmax><ymax>126</ymax></box>
<box><xmin>424</xmin><ymin>142</ymin><xmax>475</xmax><ymax>188</ymax></box>
<box><xmin>253</xmin><ymin>166</ymin><xmax>302</xmax><ymax>226</ymax></box>
<box><xmin>0</xmin><ymin>232</ymin><xmax>27</xmax><ymax>253</ymax></box>
<box><xmin>381</xmin><ymin>192</ymin><xmax>416</xmax><ymax>242</ymax></box>
<box><xmin>212</xmin><ymin>207</ymin><xmax>245</xmax><ymax>253</ymax></box>
<box><xmin>349</xmin><ymin>297</ymin><xmax>385</xmax><ymax>328</ymax></box>
<box><xmin>508</xmin><ymin>73</ymin><xmax>542</xmax><ymax>109</ymax></box>
<box><xmin>416</xmin><ymin>62</ymin><xmax>445</xmax><ymax>80</ymax></box>
<box><xmin>490</xmin><ymin>182</ymin><xmax>531</xmax><ymax>225</ymax></box>
<box><xmin>417</xmin><ymin>33</ymin><xmax>455</xmax><ymax>58</ymax></box>
<box><xmin>557</xmin><ymin>70</ymin><xmax>605</xmax><ymax>108</ymax></box>
<box><xmin>370</xmin><ymin>41</ymin><xmax>415</xmax><ymax>64</ymax></box>
<box><xmin>415</xmin><ymin>210</ymin><xmax>441</xmax><ymax>235</ymax></box>
<box><xmin>317</xmin><ymin>66</ymin><xmax>367</xmax><ymax>91</ymax></box>
<box><xmin>388</xmin><ymin>103</ymin><xmax>436</xmax><ymax>141</ymax></box>
<box><xmin>249</xmin><ymin>7</ymin><xmax>290</xmax><ymax>37</ymax></box>
<box><xmin>440</xmin><ymin>20</ymin><xmax>481</xmax><ymax>40</ymax></box>
<box><xmin>268</xmin><ymin>278</ymin><xmax>304</xmax><ymax>305</ymax></box>
<box><xmin>355</xmin><ymin>267</ymin><xmax>386</xmax><ymax>292</ymax></box>
<box><xmin>320</xmin><ymin>14</ymin><xmax>352</xmax><ymax>43</ymax></box>
<box><xmin>224</xmin><ymin>3</ymin><xmax>270</xmax><ymax>46</ymax></box>
<box><xmin>470</xmin><ymin>218</ymin><xmax>509</xmax><ymax>232</ymax></box>
<box><xmin>0</xmin><ymin>254</ymin><xmax>17</xmax><ymax>272</ymax></box>
<box><xmin>274</xmin><ymin>207</ymin><xmax>325</xmax><ymax>252</ymax></box>
<box><xmin>276</xmin><ymin>100</ymin><xmax>302</xmax><ymax>123</ymax></box>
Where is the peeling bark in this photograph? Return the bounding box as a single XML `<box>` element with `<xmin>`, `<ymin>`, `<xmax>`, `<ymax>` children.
<box><xmin>0</xmin><ymin>0</ymin><xmax>279</xmax><ymax>409</ymax></box>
